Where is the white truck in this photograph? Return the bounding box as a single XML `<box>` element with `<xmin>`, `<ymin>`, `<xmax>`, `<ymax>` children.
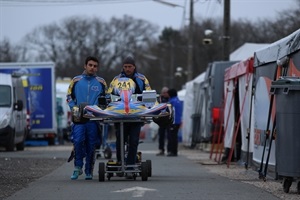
<box><xmin>0</xmin><ymin>62</ymin><xmax>57</xmax><ymax>145</ymax></box>
<box><xmin>0</xmin><ymin>72</ymin><xmax>28</xmax><ymax>151</ymax></box>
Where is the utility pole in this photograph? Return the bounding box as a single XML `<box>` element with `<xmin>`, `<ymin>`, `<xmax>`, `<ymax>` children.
<box><xmin>186</xmin><ymin>0</ymin><xmax>194</xmax><ymax>81</ymax></box>
<box><xmin>223</xmin><ymin>0</ymin><xmax>230</xmax><ymax>61</ymax></box>
<box><xmin>170</xmin><ymin>40</ymin><xmax>175</xmax><ymax>88</ymax></box>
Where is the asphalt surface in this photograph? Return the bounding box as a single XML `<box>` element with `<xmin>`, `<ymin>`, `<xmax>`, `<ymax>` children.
<box><xmin>0</xmin><ymin>140</ymin><xmax>283</xmax><ymax>200</ymax></box>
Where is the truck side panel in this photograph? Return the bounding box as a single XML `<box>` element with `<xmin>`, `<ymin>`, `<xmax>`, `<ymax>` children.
<box><xmin>0</xmin><ymin>63</ymin><xmax>57</xmax><ymax>143</ymax></box>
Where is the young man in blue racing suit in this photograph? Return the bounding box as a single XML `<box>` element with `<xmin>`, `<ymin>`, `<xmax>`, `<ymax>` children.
<box><xmin>107</xmin><ymin>56</ymin><xmax>151</xmax><ymax>177</ymax></box>
<box><xmin>67</xmin><ymin>56</ymin><xmax>107</xmax><ymax>180</ymax></box>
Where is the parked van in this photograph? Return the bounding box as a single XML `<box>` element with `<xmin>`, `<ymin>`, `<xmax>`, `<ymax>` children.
<box><xmin>0</xmin><ymin>73</ymin><xmax>28</xmax><ymax>151</ymax></box>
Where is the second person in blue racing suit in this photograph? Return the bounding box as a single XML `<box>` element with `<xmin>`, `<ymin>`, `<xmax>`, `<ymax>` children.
<box><xmin>107</xmin><ymin>56</ymin><xmax>151</xmax><ymax>177</ymax></box>
<box><xmin>67</xmin><ymin>56</ymin><xmax>107</xmax><ymax>180</ymax></box>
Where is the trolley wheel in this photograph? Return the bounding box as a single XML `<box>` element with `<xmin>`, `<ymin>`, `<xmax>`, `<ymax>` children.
<box><xmin>283</xmin><ymin>177</ymin><xmax>293</xmax><ymax>193</ymax></box>
<box><xmin>98</xmin><ymin>162</ymin><xmax>105</xmax><ymax>182</ymax></box>
<box><xmin>146</xmin><ymin>160</ymin><xmax>152</xmax><ymax>177</ymax></box>
<box><xmin>141</xmin><ymin>162</ymin><xmax>148</xmax><ymax>181</ymax></box>
<box><xmin>104</xmin><ymin>146</ymin><xmax>112</xmax><ymax>159</ymax></box>
<box><xmin>297</xmin><ymin>181</ymin><xmax>300</xmax><ymax>194</ymax></box>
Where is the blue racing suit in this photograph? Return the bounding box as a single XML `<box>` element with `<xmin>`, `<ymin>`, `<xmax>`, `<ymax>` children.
<box><xmin>67</xmin><ymin>71</ymin><xmax>107</xmax><ymax>174</ymax></box>
<box><xmin>107</xmin><ymin>71</ymin><xmax>151</xmax><ymax>165</ymax></box>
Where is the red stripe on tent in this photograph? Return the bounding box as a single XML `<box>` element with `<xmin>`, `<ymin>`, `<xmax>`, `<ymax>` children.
<box><xmin>224</xmin><ymin>57</ymin><xmax>254</xmax><ymax>81</ymax></box>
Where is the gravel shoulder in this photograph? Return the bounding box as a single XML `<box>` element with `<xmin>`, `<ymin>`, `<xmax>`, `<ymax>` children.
<box><xmin>0</xmin><ymin>157</ymin><xmax>66</xmax><ymax>200</ymax></box>
<box><xmin>180</xmin><ymin>146</ymin><xmax>300</xmax><ymax>200</ymax></box>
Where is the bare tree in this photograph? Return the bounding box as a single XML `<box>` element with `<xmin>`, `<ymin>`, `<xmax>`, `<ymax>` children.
<box><xmin>0</xmin><ymin>38</ymin><xmax>19</xmax><ymax>62</ymax></box>
<box><xmin>4</xmin><ymin>0</ymin><xmax>300</xmax><ymax>90</ymax></box>
<box><xmin>19</xmin><ymin>15</ymin><xmax>159</xmax><ymax>82</ymax></box>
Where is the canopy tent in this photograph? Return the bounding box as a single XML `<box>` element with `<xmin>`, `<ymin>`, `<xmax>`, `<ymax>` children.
<box><xmin>208</xmin><ymin>43</ymin><xmax>270</xmax><ymax>165</ymax></box>
<box><xmin>221</xmin><ymin>57</ymin><xmax>254</xmax><ymax>165</ymax></box>
<box><xmin>177</xmin><ymin>88</ymin><xmax>186</xmax><ymax>101</ymax></box>
<box><xmin>230</xmin><ymin>43</ymin><xmax>269</xmax><ymax>61</ymax></box>
<box><xmin>254</xmin><ymin>29</ymin><xmax>300</xmax><ymax>66</ymax></box>
<box><xmin>252</xmin><ymin>28</ymin><xmax>300</xmax><ymax>168</ymax></box>
<box><xmin>181</xmin><ymin>72</ymin><xmax>206</xmax><ymax>147</ymax></box>
<box><xmin>200</xmin><ymin>61</ymin><xmax>239</xmax><ymax>150</ymax></box>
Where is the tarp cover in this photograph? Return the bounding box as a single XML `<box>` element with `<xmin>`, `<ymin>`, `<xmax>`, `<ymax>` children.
<box><xmin>182</xmin><ymin>72</ymin><xmax>206</xmax><ymax>146</ymax></box>
<box><xmin>254</xmin><ymin>29</ymin><xmax>300</xmax><ymax>67</ymax></box>
<box><xmin>230</xmin><ymin>43</ymin><xmax>269</xmax><ymax>61</ymax></box>
<box><xmin>223</xmin><ymin>58</ymin><xmax>253</xmax><ymax>153</ymax></box>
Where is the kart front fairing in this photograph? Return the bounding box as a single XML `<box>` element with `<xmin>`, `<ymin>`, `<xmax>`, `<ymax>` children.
<box><xmin>83</xmin><ymin>78</ymin><xmax>171</xmax><ymax>120</ymax></box>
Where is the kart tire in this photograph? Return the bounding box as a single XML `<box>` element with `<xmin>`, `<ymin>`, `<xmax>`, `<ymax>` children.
<box><xmin>141</xmin><ymin>162</ymin><xmax>148</xmax><ymax>181</ymax></box>
<box><xmin>98</xmin><ymin>162</ymin><xmax>105</xmax><ymax>182</ymax></box>
<box><xmin>146</xmin><ymin>160</ymin><xmax>152</xmax><ymax>177</ymax></box>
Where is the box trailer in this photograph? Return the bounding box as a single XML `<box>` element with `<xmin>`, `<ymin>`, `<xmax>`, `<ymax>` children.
<box><xmin>0</xmin><ymin>62</ymin><xmax>57</xmax><ymax>145</ymax></box>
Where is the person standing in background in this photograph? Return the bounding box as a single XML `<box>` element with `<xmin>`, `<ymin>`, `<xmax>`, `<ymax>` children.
<box><xmin>67</xmin><ymin>56</ymin><xmax>107</xmax><ymax>180</ymax></box>
<box><xmin>166</xmin><ymin>88</ymin><xmax>183</xmax><ymax>157</ymax></box>
<box><xmin>156</xmin><ymin>86</ymin><xmax>170</xmax><ymax>156</ymax></box>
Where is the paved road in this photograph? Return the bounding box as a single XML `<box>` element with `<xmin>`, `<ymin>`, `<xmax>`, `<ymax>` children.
<box><xmin>3</xmin><ymin>141</ymin><xmax>279</xmax><ymax>200</ymax></box>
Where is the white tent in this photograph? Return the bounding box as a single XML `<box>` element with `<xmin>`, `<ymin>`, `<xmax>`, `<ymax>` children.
<box><xmin>219</xmin><ymin>43</ymin><xmax>270</xmax><ymax>164</ymax></box>
<box><xmin>252</xmin><ymin>29</ymin><xmax>300</xmax><ymax>169</ymax></box>
<box><xmin>230</xmin><ymin>43</ymin><xmax>269</xmax><ymax>61</ymax></box>
<box><xmin>222</xmin><ymin>58</ymin><xmax>254</xmax><ymax>165</ymax></box>
<box><xmin>182</xmin><ymin>72</ymin><xmax>206</xmax><ymax>146</ymax></box>
<box><xmin>177</xmin><ymin>88</ymin><xmax>186</xmax><ymax>101</ymax></box>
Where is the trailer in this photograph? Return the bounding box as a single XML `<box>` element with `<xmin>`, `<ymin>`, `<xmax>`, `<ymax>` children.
<box><xmin>0</xmin><ymin>62</ymin><xmax>57</xmax><ymax>145</ymax></box>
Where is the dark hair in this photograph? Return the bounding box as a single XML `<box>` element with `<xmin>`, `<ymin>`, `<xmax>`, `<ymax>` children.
<box><xmin>167</xmin><ymin>88</ymin><xmax>177</xmax><ymax>98</ymax></box>
<box><xmin>85</xmin><ymin>56</ymin><xmax>99</xmax><ymax>65</ymax></box>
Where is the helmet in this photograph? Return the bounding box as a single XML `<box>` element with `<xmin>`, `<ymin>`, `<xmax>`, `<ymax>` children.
<box><xmin>152</xmin><ymin>105</ymin><xmax>174</xmax><ymax>127</ymax></box>
<box><xmin>153</xmin><ymin>113</ymin><xmax>173</xmax><ymax>127</ymax></box>
<box><xmin>72</xmin><ymin>102</ymin><xmax>89</xmax><ymax>124</ymax></box>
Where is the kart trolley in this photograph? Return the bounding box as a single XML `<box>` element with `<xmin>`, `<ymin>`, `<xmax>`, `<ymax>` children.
<box><xmin>82</xmin><ymin>81</ymin><xmax>171</xmax><ymax>181</ymax></box>
<box><xmin>95</xmin><ymin>122</ymin><xmax>114</xmax><ymax>160</ymax></box>
<box><xmin>91</xmin><ymin>117</ymin><xmax>152</xmax><ymax>182</ymax></box>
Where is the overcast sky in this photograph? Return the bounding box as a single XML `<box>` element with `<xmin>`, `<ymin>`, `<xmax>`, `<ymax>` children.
<box><xmin>0</xmin><ymin>0</ymin><xmax>297</xmax><ymax>44</ymax></box>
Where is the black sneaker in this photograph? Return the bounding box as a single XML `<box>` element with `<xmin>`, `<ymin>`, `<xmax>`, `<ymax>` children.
<box><xmin>167</xmin><ymin>153</ymin><xmax>177</xmax><ymax>157</ymax></box>
<box><xmin>156</xmin><ymin>151</ymin><xmax>165</xmax><ymax>156</ymax></box>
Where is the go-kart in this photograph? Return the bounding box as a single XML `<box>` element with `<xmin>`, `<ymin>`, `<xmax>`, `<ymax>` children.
<box><xmin>79</xmin><ymin>77</ymin><xmax>173</xmax><ymax>181</ymax></box>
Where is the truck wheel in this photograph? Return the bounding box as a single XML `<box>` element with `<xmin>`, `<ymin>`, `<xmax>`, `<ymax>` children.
<box><xmin>16</xmin><ymin>129</ymin><xmax>26</xmax><ymax>151</ymax></box>
<box><xmin>48</xmin><ymin>137</ymin><xmax>55</xmax><ymax>145</ymax></box>
<box><xmin>6</xmin><ymin>131</ymin><xmax>15</xmax><ymax>151</ymax></box>
<box><xmin>16</xmin><ymin>140</ymin><xmax>25</xmax><ymax>151</ymax></box>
